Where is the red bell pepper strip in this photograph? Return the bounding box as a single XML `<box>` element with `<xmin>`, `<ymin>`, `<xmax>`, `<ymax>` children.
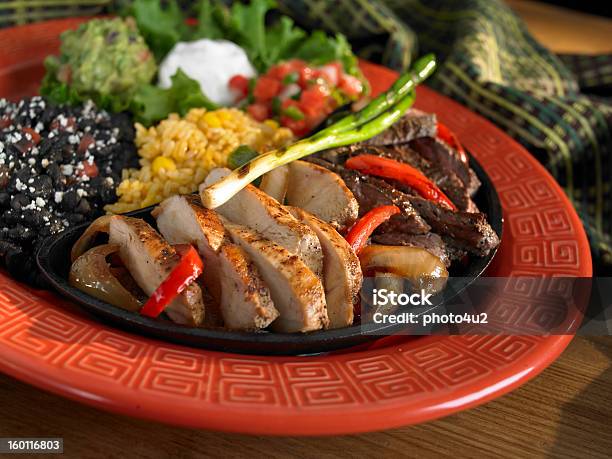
<box><xmin>436</xmin><ymin>121</ymin><xmax>468</xmax><ymax>164</ymax></box>
<box><xmin>345</xmin><ymin>205</ymin><xmax>400</xmax><ymax>254</ymax></box>
<box><xmin>345</xmin><ymin>154</ymin><xmax>457</xmax><ymax>211</ymax></box>
<box><xmin>140</xmin><ymin>245</ymin><xmax>204</xmax><ymax>318</ymax></box>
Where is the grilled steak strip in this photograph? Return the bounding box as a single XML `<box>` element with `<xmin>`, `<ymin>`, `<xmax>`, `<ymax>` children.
<box><xmin>344</xmin><ymin>144</ymin><xmax>478</xmax><ymax>212</ymax></box>
<box><xmin>359</xmin><ymin>109</ymin><xmax>437</xmax><ymax>146</ymax></box>
<box><xmin>409</xmin><ymin>137</ymin><xmax>481</xmax><ymax>195</ymax></box>
<box><xmin>310</xmin><ymin>157</ymin><xmax>498</xmax><ymax>256</ymax></box>
<box><xmin>406</xmin><ymin>194</ymin><xmax>499</xmax><ymax>256</ymax></box>
<box><xmin>310</xmin><ymin>158</ymin><xmax>431</xmax><ymax>235</ymax></box>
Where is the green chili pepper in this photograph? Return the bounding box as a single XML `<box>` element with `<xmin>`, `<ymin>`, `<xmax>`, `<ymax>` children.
<box><xmin>271</xmin><ymin>97</ymin><xmax>281</xmax><ymax>116</ymax></box>
<box><xmin>283</xmin><ymin>105</ymin><xmax>304</xmax><ymax>120</ymax></box>
<box><xmin>227</xmin><ymin>145</ymin><xmax>259</xmax><ymax>170</ymax></box>
<box><xmin>282</xmin><ymin>72</ymin><xmax>299</xmax><ymax>85</ymax></box>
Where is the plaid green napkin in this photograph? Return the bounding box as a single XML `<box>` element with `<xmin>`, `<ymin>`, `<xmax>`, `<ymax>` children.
<box><xmin>2</xmin><ymin>0</ymin><xmax>611</xmax><ymax>273</ymax></box>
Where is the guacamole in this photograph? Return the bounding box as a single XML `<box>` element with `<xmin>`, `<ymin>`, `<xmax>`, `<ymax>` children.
<box><xmin>43</xmin><ymin>18</ymin><xmax>157</xmax><ymax>108</ymax></box>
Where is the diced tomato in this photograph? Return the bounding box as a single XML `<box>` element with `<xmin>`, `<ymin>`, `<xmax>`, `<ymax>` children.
<box><xmin>253</xmin><ymin>76</ymin><xmax>281</xmax><ymax>102</ymax></box>
<box><xmin>78</xmin><ymin>160</ymin><xmax>99</xmax><ymax>178</ymax></box>
<box><xmin>267</xmin><ymin>61</ymin><xmax>293</xmax><ymax>81</ymax></box>
<box><xmin>78</xmin><ymin>134</ymin><xmax>94</xmax><ymax>155</ymax></box>
<box><xmin>247</xmin><ymin>103</ymin><xmax>270</xmax><ymax>122</ymax></box>
<box><xmin>0</xmin><ymin>117</ymin><xmax>12</xmax><ymax>129</ymax></box>
<box><xmin>298</xmin><ymin>66</ymin><xmax>316</xmax><ymax>88</ymax></box>
<box><xmin>50</xmin><ymin>116</ymin><xmax>76</xmax><ymax>132</ymax></box>
<box><xmin>280</xmin><ymin>116</ymin><xmax>309</xmax><ymax>137</ymax></box>
<box><xmin>299</xmin><ymin>86</ymin><xmax>328</xmax><ymax>118</ymax></box>
<box><xmin>318</xmin><ymin>63</ymin><xmax>342</xmax><ymax>86</ymax></box>
<box><xmin>22</xmin><ymin>127</ymin><xmax>41</xmax><ymax>145</ymax></box>
<box><xmin>288</xmin><ymin>59</ymin><xmax>307</xmax><ymax>72</ymax></box>
<box><xmin>339</xmin><ymin>75</ymin><xmax>364</xmax><ymax>97</ymax></box>
<box><xmin>228</xmin><ymin>74</ymin><xmax>250</xmax><ymax>99</ymax></box>
<box><xmin>281</xmin><ymin>98</ymin><xmax>300</xmax><ymax>110</ymax></box>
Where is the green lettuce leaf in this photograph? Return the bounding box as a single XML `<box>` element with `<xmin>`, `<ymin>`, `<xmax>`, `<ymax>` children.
<box><xmin>129</xmin><ymin>0</ymin><xmax>362</xmax><ymax>76</ymax></box>
<box><xmin>129</xmin><ymin>0</ymin><xmax>188</xmax><ymax>61</ymax></box>
<box><xmin>263</xmin><ymin>16</ymin><xmax>306</xmax><ymax>67</ymax></box>
<box><xmin>192</xmin><ymin>0</ymin><xmax>227</xmax><ymax>40</ymax></box>
<box><xmin>130</xmin><ymin>68</ymin><xmax>218</xmax><ymax>125</ymax></box>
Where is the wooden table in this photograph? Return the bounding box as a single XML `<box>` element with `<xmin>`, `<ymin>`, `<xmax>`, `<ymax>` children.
<box><xmin>1</xmin><ymin>2</ymin><xmax>611</xmax><ymax>457</ymax></box>
<box><xmin>1</xmin><ymin>336</ymin><xmax>610</xmax><ymax>457</ymax></box>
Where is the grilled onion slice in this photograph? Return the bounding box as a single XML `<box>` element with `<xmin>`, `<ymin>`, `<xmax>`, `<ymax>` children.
<box><xmin>71</xmin><ymin>215</ymin><xmax>113</xmax><ymax>262</ymax></box>
<box><xmin>69</xmin><ymin>243</ymin><xmax>143</xmax><ymax>312</ymax></box>
<box><xmin>358</xmin><ymin>245</ymin><xmax>448</xmax><ymax>295</ymax></box>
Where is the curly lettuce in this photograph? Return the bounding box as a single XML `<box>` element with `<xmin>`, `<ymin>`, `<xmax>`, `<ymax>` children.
<box><xmin>129</xmin><ymin>0</ymin><xmax>363</xmax><ymax>77</ymax></box>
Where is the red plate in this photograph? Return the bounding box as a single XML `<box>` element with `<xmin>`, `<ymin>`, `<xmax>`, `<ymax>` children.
<box><xmin>0</xmin><ymin>19</ymin><xmax>592</xmax><ymax>435</ymax></box>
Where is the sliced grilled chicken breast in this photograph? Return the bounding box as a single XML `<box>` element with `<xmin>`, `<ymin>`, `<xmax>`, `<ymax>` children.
<box><xmin>259</xmin><ymin>165</ymin><xmax>289</xmax><ymax>203</ymax></box>
<box><xmin>288</xmin><ymin>207</ymin><xmax>362</xmax><ymax>328</ymax></box>
<box><xmin>153</xmin><ymin>195</ymin><xmax>278</xmax><ymax>330</ymax></box>
<box><xmin>203</xmin><ymin>168</ymin><xmax>323</xmax><ymax>276</ymax></box>
<box><xmin>224</xmin><ymin>222</ymin><xmax>329</xmax><ymax>333</ymax></box>
<box><xmin>108</xmin><ymin>215</ymin><xmax>204</xmax><ymax>326</ymax></box>
<box><xmin>285</xmin><ymin>160</ymin><xmax>358</xmax><ymax>232</ymax></box>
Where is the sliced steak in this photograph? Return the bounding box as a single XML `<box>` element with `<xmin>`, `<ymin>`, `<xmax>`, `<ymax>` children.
<box><xmin>407</xmin><ymin>195</ymin><xmax>499</xmax><ymax>256</ymax></box>
<box><xmin>319</xmin><ymin>160</ymin><xmax>431</xmax><ymax>235</ymax></box>
<box><xmin>346</xmin><ymin>144</ymin><xmax>478</xmax><ymax>212</ymax></box>
<box><xmin>372</xmin><ymin>232</ymin><xmax>451</xmax><ymax>267</ymax></box>
<box><xmin>359</xmin><ymin>109</ymin><xmax>437</xmax><ymax>146</ymax></box>
<box><xmin>409</xmin><ymin>137</ymin><xmax>481</xmax><ymax>195</ymax></box>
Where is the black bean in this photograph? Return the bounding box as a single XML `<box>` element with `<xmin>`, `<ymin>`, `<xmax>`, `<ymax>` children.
<box><xmin>68</xmin><ymin>213</ymin><xmax>85</xmax><ymax>224</ymax></box>
<box><xmin>29</xmin><ymin>174</ymin><xmax>53</xmax><ymax>197</ymax></box>
<box><xmin>46</xmin><ymin>163</ymin><xmax>62</xmax><ymax>186</ymax></box>
<box><xmin>0</xmin><ymin>165</ymin><xmax>9</xmax><ymax>189</ymax></box>
<box><xmin>33</xmin><ymin>209</ymin><xmax>52</xmax><ymax>227</ymax></box>
<box><xmin>75</xmin><ymin>198</ymin><xmax>91</xmax><ymax>215</ymax></box>
<box><xmin>60</xmin><ymin>189</ymin><xmax>78</xmax><ymax>210</ymax></box>
<box><xmin>10</xmin><ymin>193</ymin><xmax>29</xmax><ymax>211</ymax></box>
<box><xmin>0</xmin><ymin>192</ymin><xmax>10</xmax><ymax>207</ymax></box>
<box><xmin>9</xmin><ymin>224</ymin><xmax>34</xmax><ymax>242</ymax></box>
<box><xmin>100</xmin><ymin>186</ymin><xmax>116</xmax><ymax>204</ymax></box>
<box><xmin>1</xmin><ymin>96</ymin><xmax>138</xmax><ymax>286</ymax></box>
<box><xmin>2</xmin><ymin>209</ymin><xmax>19</xmax><ymax>225</ymax></box>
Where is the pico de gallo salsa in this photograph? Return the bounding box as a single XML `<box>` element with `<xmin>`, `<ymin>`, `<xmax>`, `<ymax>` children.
<box><xmin>229</xmin><ymin>60</ymin><xmax>366</xmax><ymax>136</ymax></box>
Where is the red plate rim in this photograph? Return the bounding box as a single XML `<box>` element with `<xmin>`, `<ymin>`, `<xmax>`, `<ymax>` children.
<box><xmin>0</xmin><ymin>18</ymin><xmax>592</xmax><ymax>436</ymax></box>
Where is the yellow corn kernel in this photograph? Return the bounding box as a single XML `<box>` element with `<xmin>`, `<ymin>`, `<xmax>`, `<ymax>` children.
<box><xmin>151</xmin><ymin>156</ymin><xmax>176</xmax><ymax>175</ymax></box>
<box><xmin>217</xmin><ymin>110</ymin><xmax>232</xmax><ymax>122</ymax></box>
<box><xmin>203</xmin><ymin>111</ymin><xmax>222</xmax><ymax>128</ymax></box>
<box><xmin>264</xmin><ymin>119</ymin><xmax>279</xmax><ymax>129</ymax></box>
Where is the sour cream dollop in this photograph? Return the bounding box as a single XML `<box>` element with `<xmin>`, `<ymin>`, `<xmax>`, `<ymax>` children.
<box><xmin>158</xmin><ymin>39</ymin><xmax>256</xmax><ymax>106</ymax></box>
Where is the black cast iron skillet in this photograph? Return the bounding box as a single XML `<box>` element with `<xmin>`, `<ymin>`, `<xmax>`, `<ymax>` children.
<box><xmin>37</xmin><ymin>155</ymin><xmax>503</xmax><ymax>356</ymax></box>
